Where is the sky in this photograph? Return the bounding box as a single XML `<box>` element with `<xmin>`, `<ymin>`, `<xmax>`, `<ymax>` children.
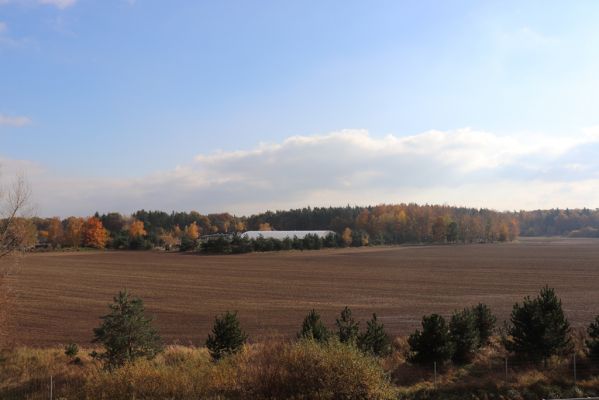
<box><xmin>1</xmin><ymin>0</ymin><xmax>599</xmax><ymax>217</ymax></box>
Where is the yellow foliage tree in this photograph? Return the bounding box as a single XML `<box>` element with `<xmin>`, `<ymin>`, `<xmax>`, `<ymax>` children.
<box><xmin>128</xmin><ymin>220</ymin><xmax>147</xmax><ymax>238</ymax></box>
<box><xmin>185</xmin><ymin>222</ymin><xmax>200</xmax><ymax>240</ymax></box>
<box><xmin>342</xmin><ymin>227</ymin><xmax>352</xmax><ymax>247</ymax></box>
<box><xmin>258</xmin><ymin>223</ymin><xmax>272</xmax><ymax>231</ymax></box>
<box><xmin>64</xmin><ymin>217</ymin><xmax>84</xmax><ymax>248</ymax></box>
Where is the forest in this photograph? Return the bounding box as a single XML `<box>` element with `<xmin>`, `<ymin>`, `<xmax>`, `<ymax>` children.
<box><xmin>9</xmin><ymin>204</ymin><xmax>599</xmax><ymax>251</ymax></box>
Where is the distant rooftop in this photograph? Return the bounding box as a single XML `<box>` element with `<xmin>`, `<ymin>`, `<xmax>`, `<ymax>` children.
<box><xmin>242</xmin><ymin>230</ymin><xmax>335</xmax><ymax>240</ymax></box>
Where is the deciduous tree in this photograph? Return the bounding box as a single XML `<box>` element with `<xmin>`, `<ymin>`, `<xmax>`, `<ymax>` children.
<box><xmin>82</xmin><ymin>217</ymin><xmax>108</xmax><ymax>249</ymax></box>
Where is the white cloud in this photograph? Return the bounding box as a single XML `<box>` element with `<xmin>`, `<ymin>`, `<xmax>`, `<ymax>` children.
<box><xmin>38</xmin><ymin>0</ymin><xmax>76</xmax><ymax>8</ymax></box>
<box><xmin>0</xmin><ymin>114</ymin><xmax>31</xmax><ymax>127</ymax></box>
<box><xmin>3</xmin><ymin>128</ymin><xmax>599</xmax><ymax>217</ymax></box>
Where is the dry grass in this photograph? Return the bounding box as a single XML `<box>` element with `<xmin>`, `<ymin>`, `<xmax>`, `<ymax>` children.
<box><xmin>0</xmin><ymin>342</ymin><xmax>396</xmax><ymax>400</ymax></box>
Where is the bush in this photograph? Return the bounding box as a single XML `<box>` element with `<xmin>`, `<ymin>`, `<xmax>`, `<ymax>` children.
<box><xmin>408</xmin><ymin>314</ymin><xmax>453</xmax><ymax>365</ymax></box>
<box><xmin>235</xmin><ymin>340</ymin><xmax>396</xmax><ymax>399</ymax></box>
<box><xmin>449</xmin><ymin>308</ymin><xmax>479</xmax><ymax>364</ymax></box>
<box><xmin>206</xmin><ymin>311</ymin><xmax>248</xmax><ymax>361</ymax></box>
<box><xmin>92</xmin><ymin>290</ymin><xmax>163</xmax><ymax>370</ymax></box>
<box><xmin>358</xmin><ymin>313</ymin><xmax>392</xmax><ymax>357</ymax></box>
<box><xmin>504</xmin><ymin>286</ymin><xmax>572</xmax><ymax>363</ymax></box>
<box><xmin>298</xmin><ymin>309</ymin><xmax>330</xmax><ymax>343</ymax></box>
<box><xmin>335</xmin><ymin>306</ymin><xmax>359</xmax><ymax>345</ymax></box>
<box><xmin>472</xmin><ymin>303</ymin><xmax>496</xmax><ymax>346</ymax></box>
<box><xmin>64</xmin><ymin>343</ymin><xmax>79</xmax><ymax>358</ymax></box>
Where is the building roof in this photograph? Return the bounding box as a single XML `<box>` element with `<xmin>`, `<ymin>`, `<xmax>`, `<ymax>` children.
<box><xmin>242</xmin><ymin>230</ymin><xmax>335</xmax><ymax>240</ymax></box>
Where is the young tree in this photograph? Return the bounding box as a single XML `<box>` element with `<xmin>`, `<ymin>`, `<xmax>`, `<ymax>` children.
<box><xmin>0</xmin><ymin>175</ymin><xmax>32</xmax><ymax>258</ymax></box>
<box><xmin>335</xmin><ymin>306</ymin><xmax>359</xmax><ymax>345</ymax></box>
<box><xmin>92</xmin><ymin>290</ymin><xmax>163</xmax><ymax>369</ymax></box>
<box><xmin>585</xmin><ymin>315</ymin><xmax>599</xmax><ymax>360</ymax></box>
<box><xmin>0</xmin><ymin>175</ymin><xmax>31</xmax><ymax>345</ymax></box>
<box><xmin>449</xmin><ymin>309</ymin><xmax>479</xmax><ymax>364</ymax></box>
<box><xmin>472</xmin><ymin>303</ymin><xmax>496</xmax><ymax>346</ymax></box>
<box><xmin>358</xmin><ymin>313</ymin><xmax>391</xmax><ymax>357</ymax></box>
<box><xmin>298</xmin><ymin>309</ymin><xmax>330</xmax><ymax>343</ymax></box>
<box><xmin>205</xmin><ymin>311</ymin><xmax>248</xmax><ymax>361</ymax></box>
<box><xmin>504</xmin><ymin>286</ymin><xmax>572</xmax><ymax>363</ymax></box>
<box><xmin>408</xmin><ymin>314</ymin><xmax>454</xmax><ymax>365</ymax></box>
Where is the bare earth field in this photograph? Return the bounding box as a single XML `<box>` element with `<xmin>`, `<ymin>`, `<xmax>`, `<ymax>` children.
<box><xmin>8</xmin><ymin>237</ymin><xmax>599</xmax><ymax>346</ymax></box>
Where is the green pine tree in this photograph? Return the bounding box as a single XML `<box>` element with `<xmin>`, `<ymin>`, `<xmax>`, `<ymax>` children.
<box><xmin>206</xmin><ymin>311</ymin><xmax>248</xmax><ymax>361</ymax></box>
<box><xmin>298</xmin><ymin>309</ymin><xmax>330</xmax><ymax>343</ymax></box>
<box><xmin>358</xmin><ymin>313</ymin><xmax>391</xmax><ymax>357</ymax></box>
<box><xmin>92</xmin><ymin>290</ymin><xmax>163</xmax><ymax>370</ymax></box>
<box><xmin>472</xmin><ymin>303</ymin><xmax>496</xmax><ymax>346</ymax></box>
<box><xmin>504</xmin><ymin>286</ymin><xmax>573</xmax><ymax>363</ymax></box>
<box><xmin>408</xmin><ymin>314</ymin><xmax>454</xmax><ymax>365</ymax></box>
<box><xmin>449</xmin><ymin>308</ymin><xmax>479</xmax><ymax>364</ymax></box>
<box><xmin>335</xmin><ymin>306</ymin><xmax>360</xmax><ymax>345</ymax></box>
<box><xmin>586</xmin><ymin>315</ymin><xmax>599</xmax><ymax>360</ymax></box>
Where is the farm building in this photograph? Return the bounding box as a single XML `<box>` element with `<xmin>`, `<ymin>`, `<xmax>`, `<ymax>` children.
<box><xmin>242</xmin><ymin>230</ymin><xmax>336</xmax><ymax>240</ymax></box>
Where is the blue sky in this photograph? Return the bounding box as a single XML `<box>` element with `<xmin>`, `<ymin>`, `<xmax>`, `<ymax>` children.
<box><xmin>2</xmin><ymin>1</ymin><xmax>599</xmax><ymax>216</ymax></box>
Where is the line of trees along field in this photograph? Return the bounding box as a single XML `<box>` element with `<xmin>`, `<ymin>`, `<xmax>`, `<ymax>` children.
<box><xmin>12</xmin><ymin>204</ymin><xmax>599</xmax><ymax>251</ymax></box>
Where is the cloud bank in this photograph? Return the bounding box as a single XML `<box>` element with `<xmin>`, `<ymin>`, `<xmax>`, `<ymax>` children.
<box><xmin>3</xmin><ymin>128</ymin><xmax>599</xmax><ymax>217</ymax></box>
<box><xmin>0</xmin><ymin>114</ymin><xmax>31</xmax><ymax>127</ymax></box>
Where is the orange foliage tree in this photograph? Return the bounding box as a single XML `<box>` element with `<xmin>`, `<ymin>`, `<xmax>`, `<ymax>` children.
<box><xmin>82</xmin><ymin>217</ymin><xmax>108</xmax><ymax>249</ymax></box>
<box><xmin>128</xmin><ymin>219</ymin><xmax>147</xmax><ymax>238</ymax></box>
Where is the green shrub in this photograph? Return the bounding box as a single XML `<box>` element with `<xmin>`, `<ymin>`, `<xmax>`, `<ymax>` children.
<box><xmin>586</xmin><ymin>315</ymin><xmax>599</xmax><ymax>360</ymax></box>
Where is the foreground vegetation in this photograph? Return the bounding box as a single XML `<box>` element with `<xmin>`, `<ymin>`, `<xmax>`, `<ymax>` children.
<box><xmin>3</xmin><ymin>286</ymin><xmax>599</xmax><ymax>399</ymax></box>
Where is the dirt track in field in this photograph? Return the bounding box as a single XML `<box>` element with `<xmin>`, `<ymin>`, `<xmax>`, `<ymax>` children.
<box><xmin>7</xmin><ymin>237</ymin><xmax>599</xmax><ymax>346</ymax></box>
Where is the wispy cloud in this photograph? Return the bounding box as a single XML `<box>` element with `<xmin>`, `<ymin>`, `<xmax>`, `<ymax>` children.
<box><xmin>0</xmin><ymin>0</ymin><xmax>76</xmax><ymax>8</ymax></box>
<box><xmin>38</xmin><ymin>0</ymin><xmax>76</xmax><ymax>8</ymax></box>
<box><xmin>0</xmin><ymin>22</ymin><xmax>6</xmax><ymax>33</ymax></box>
<box><xmin>4</xmin><ymin>128</ymin><xmax>599</xmax><ymax>217</ymax></box>
<box><xmin>0</xmin><ymin>114</ymin><xmax>31</xmax><ymax>127</ymax></box>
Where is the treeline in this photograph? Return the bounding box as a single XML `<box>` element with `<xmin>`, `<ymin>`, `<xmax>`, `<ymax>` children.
<box><xmin>518</xmin><ymin>208</ymin><xmax>599</xmax><ymax>237</ymax></box>
<box><xmin>25</xmin><ymin>204</ymin><xmax>521</xmax><ymax>251</ymax></box>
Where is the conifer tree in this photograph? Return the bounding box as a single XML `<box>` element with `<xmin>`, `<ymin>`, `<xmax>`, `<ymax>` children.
<box><xmin>585</xmin><ymin>315</ymin><xmax>599</xmax><ymax>360</ymax></box>
<box><xmin>408</xmin><ymin>314</ymin><xmax>454</xmax><ymax>365</ymax></box>
<box><xmin>92</xmin><ymin>290</ymin><xmax>163</xmax><ymax>369</ymax></box>
<box><xmin>206</xmin><ymin>311</ymin><xmax>248</xmax><ymax>360</ymax></box>
<box><xmin>335</xmin><ymin>306</ymin><xmax>360</xmax><ymax>345</ymax></box>
<box><xmin>472</xmin><ymin>303</ymin><xmax>496</xmax><ymax>346</ymax></box>
<box><xmin>504</xmin><ymin>286</ymin><xmax>572</xmax><ymax>363</ymax></box>
<box><xmin>358</xmin><ymin>313</ymin><xmax>391</xmax><ymax>357</ymax></box>
<box><xmin>449</xmin><ymin>308</ymin><xmax>479</xmax><ymax>364</ymax></box>
<box><xmin>298</xmin><ymin>309</ymin><xmax>330</xmax><ymax>343</ymax></box>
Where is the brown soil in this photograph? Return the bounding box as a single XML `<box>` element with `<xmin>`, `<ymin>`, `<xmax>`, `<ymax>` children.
<box><xmin>8</xmin><ymin>237</ymin><xmax>599</xmax><ymax>346</ymax></box>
